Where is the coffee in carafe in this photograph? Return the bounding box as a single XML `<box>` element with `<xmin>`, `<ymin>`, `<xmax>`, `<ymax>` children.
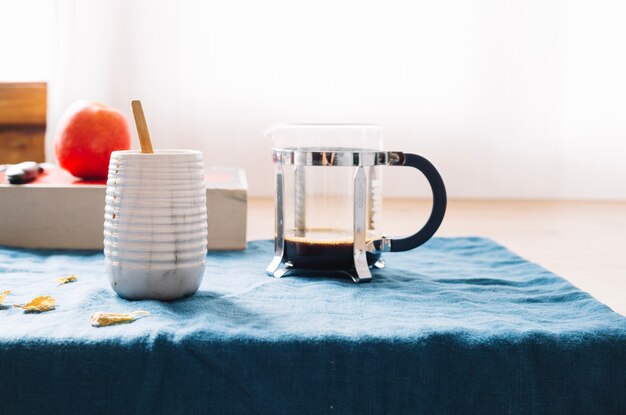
<box><xmin>284</xmin><ymin>232</ymin><xmax>382</xmax><ymax>270</ymax></box>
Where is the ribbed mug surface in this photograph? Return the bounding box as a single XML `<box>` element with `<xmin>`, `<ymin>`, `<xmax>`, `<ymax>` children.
<box><xmin>104</xmin><ymin>150</ymin><xmax>207</xmax><ymax>300</ymax></box>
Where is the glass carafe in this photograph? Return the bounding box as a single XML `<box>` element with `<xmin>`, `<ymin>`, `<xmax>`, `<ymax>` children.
<box><xmin>266</xmin><ymin>125</ymin><xmax>446</xmax><ymax>282</ymax></box>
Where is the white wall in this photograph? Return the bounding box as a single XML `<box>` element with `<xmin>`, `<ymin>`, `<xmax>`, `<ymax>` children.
<box><xmin>0</xmin><ymin>1</ymin><xmax>53</xmax><ymax>82</ymax></box>
<box><xmin>3</xmin><ymin>0</ymin><xmax>626</xmax><ymax>199</ymax></box>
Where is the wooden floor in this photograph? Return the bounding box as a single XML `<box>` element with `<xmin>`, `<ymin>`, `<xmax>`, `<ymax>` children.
<box><xmin>248</xmin><ymin>198</ymin><xmax>626</xmax><ymax>316</ymax></box>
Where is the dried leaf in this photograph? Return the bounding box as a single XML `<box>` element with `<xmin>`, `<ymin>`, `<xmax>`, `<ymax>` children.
<box><xmin>57</xmin><ymin>275</ymin><xmax>78</xmax><ymax>285</ymax></box>
<box><xmin>0</xmin><ymin>290</ymin><xmax>10</xmax><ymax>305</ymax></box>
<box><xmin>91</xmin><ymin>311</ymin><xmax>150</xmax><ymax>327</ymax></box>
<box><xmin>14</xmin><ymin>295</ymin><xmax>56</xmax><ymax>312</ymax></box>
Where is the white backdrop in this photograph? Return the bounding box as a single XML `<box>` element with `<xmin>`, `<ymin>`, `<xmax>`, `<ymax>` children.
<box><xmin>4</xmin><ymin>0</ymin><xmax>626</xmax><ymax>199</ymax></box>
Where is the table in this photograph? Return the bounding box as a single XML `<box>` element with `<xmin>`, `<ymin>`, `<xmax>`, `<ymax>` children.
<box><xmin>1</xmin><ymin>199</ymin><xmax>625</xmax><ymax>414</ymax></box>
<box><xmin>249</xmin><ymin>198</ymin><xmax>626</xmax><ymax>316</ymax></box>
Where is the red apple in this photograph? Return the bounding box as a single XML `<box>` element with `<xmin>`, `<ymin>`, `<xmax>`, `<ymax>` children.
<box><xmin>54</xmin><ymin>100</ymin><xmax>131</xmax><ymax>180</ymax></box>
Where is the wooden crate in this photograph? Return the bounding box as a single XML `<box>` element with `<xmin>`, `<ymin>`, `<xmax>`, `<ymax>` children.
<box><xmin>0</xmin><ymin>82</ymin><xmax>47</xmax><ymax>163</ymax></box>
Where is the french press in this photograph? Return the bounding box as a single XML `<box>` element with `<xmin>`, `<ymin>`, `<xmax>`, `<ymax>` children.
<box><xmin>266</xmin><ymin>125</ymin><xmax>447</xmax><ymax>282</ymax></box>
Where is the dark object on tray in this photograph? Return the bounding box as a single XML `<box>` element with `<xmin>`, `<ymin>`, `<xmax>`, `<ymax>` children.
<box><xmin>4</xmin><ymin>161</ymin><xmax>44</xmax><ymax>184</ymax></box>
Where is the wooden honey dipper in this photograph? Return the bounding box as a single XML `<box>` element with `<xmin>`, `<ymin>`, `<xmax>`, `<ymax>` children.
<box><xmin>131</xmin><ymin>100</ymin><xmax>154</xmax><ymax>153</ymax></box>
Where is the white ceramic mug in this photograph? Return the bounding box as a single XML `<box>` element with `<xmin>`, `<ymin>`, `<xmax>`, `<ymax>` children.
<box><xmin>104</xmin><ymin>150</ymin><xmax>207</xmax><ymax>300</ymax></box>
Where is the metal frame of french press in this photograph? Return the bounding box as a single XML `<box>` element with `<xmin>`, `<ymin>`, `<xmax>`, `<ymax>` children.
<box><xmin>266</xmin><ymin>149</ymin><xmax>408</xmax><ymax>283</ymax></box>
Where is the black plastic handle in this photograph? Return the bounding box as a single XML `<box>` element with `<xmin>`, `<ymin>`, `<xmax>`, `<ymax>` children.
<box><xmin>389</xmin><ymin>153</ymin><xmax>447</xmax><ymax>252</ymax></box>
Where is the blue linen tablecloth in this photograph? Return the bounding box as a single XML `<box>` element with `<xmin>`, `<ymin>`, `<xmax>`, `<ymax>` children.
<box><xmin>1</xmin><ymin>237</ymin><xmax>625</xmax><ymax>414</ymax></box>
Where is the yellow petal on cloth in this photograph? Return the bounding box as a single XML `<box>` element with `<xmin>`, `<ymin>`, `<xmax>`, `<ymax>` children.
<box><xmin>0</xmin><ymin>290</ymin><xmax>10</xmax><ymax>305</ymax></box>
<box><xmin>57</xmin><ymin>275</ymin><xmax>78</xmax><ymax>284</ymax></box>
<box><xmin>91</xmin><ymin>311</ymin><xmax>150</xmax><ymax>327</ymax></box>
<box><xmin>14</xmin><ymin>295</ymin><xmax>56</xmax><ymax>312</ymax></box>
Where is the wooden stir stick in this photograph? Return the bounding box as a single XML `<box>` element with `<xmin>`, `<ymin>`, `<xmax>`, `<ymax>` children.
<box><xmin>131</xmin><ymin>100</ymin><xmax>154</xmax><ymax>153</ymax></box>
